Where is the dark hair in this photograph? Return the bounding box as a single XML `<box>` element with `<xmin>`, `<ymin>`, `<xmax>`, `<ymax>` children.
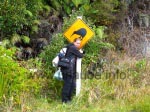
<box><xmin>73</xmin><ymin>38</ymin><xmax>81</xmax><ymax>42</ymax></box>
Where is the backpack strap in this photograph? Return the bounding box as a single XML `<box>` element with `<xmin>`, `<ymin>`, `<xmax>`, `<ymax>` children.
<box><xmin>65</xmin><ymin>46</ymin><xmax>70</xmax><ymax>57</ymax></box>
<box><xmin>61</xmin><ymin>48</ymin><xmax>65</xmax><ymax>54</ymax></box>
<box><xmin>60</xmin><ymin>47</ymin><xmax>68</xmax><ymax>56</ymax></box>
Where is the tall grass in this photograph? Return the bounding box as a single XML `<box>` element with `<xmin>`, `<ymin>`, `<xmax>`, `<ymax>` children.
<box><xmin>7</xmin><ymin>51</ymin><xmax>150</xmax><ymax>112</ymax></box>
<box><xmin>0</xmin><ymin>74</ymin><xmax>7</xmax><ymax>101</ymax></box>
<box><xmin>0</xmin><ymin>46</ymin><xmax>43</xmax><ymax>111</ymax></box>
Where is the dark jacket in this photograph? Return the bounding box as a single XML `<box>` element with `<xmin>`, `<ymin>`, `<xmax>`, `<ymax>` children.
<box><xmin>65</xmin><ymin>43</ymin><xmax>83</xmax><ymax>58</ymax></box>
<box><xmin>61</xmin><ymin>43</ymin><xmax>83</xmax><ymax>76</ymax></box>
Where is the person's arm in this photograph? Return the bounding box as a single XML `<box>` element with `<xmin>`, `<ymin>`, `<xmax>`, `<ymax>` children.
<box><xmin>70</xmin><ymin>46</ymin><xmax>84</xmax><ymax>58</ymax></box>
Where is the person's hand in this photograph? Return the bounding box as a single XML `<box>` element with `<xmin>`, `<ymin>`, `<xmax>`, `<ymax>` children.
<box><xmin>79</xmin><ymin>49</ymin><xmax>85</xmax><ymax>54</ymax></box>
<box><xmin>79</xmin><ymin>49</ymin><xmax>83</xmax><ymax>53</ymax></box>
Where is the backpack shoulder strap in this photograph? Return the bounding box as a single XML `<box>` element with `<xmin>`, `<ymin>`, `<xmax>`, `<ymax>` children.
<box><xmin>65</xmin><ymin>46</ymin><xmax>70</xmax><ymax>57</ymax></box>
<box><xmin>61</xmin><ymin>48</ymin><xmax>65</xmax><ymax>54</ymax></box>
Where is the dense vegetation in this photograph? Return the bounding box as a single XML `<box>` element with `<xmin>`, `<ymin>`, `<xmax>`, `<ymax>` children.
<box><xmin>0</xmin><ymin>0</ymin><xmax>150</xmax><ymax>111</ymax></box>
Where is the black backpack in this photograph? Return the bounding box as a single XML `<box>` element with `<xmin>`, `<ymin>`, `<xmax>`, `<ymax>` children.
<box><xmin>58</xmin><ymin>47</ymin><xmax>70</xmax><ymax>68</ymax></box>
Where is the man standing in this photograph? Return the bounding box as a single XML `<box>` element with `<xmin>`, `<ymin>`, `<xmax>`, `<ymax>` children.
<box><xmin>61</xmin><ymin>38</ymin><xmax>84</xmax><ymax>103</ymax></box>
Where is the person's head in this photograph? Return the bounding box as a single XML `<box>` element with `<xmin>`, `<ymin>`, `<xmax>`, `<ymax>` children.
<box><xmin>73</xmin><ymin>38</ymin><xmax>81</xmax><ymax>48</ymax></box>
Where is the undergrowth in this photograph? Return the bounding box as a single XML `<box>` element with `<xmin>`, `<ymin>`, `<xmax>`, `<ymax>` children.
<box><xmin>2</xmin><ymin>51</ymin><xmax>149</xmax><ymax>112</ymax></box>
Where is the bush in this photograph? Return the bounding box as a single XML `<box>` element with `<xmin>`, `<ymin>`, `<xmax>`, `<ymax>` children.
<box><xmin>0</xmin><ymin>46</ymin><xmax>41</xmax><ymax>105</ymax></box>
<box><xmin>40</xmin><ymin>11</ymin><xmax>113</xmax><ymax>99</ymax></box>
<box><xmin>63</xmin><ymin>11</ymin><xmax>114</xmax><ymax>64</ymax></box>
<box><xmin>39</xmin><ymin>33</ymin><xmax>66</xmax><ymax>99</ymax></box>
<box><xmin>83</xmin><ymin>0</ymin><xmax>123</xmax><ymax>26</ymax></box>
<box><xmin>0</xmin><ymin>0</ymin><xmax>45</xmax><ymax>37</ymax></box>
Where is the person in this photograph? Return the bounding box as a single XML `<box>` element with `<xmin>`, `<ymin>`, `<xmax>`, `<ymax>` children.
<box><xmin>61</xmin><ymin>38</ymin><xmax>84</xmax><ymax>103</ymax></box>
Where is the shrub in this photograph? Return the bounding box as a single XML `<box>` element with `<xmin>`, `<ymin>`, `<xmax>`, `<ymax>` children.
<box><xmin>0</xmin><ymin>46</ymin><xmax>41</xmax><ymax>105</ymax></box>
<box><xmin>40</xmin><ymin>33</ymin><xmax>65</xmax><ymax>99</ymax></box>
<box><xmin>0</xmin><ymin>0</ymin><xmax>47</xmax><ymax>38</ymax></box>
<box><xmin>83</xmin><ymin>0</ymin><xmax>123</xmax><ymax>26</ymax></box>
<box><xmin>40</xmin><ymin>11</ymin><xmax>113</xmax><ymax>99</ymax></box>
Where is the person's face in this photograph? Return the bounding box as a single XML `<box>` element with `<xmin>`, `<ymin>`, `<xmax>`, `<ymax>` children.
<box><xmin>74</xmin><ymin>40</ymin><xmax>81</xmax><ymax>48</ymax></box>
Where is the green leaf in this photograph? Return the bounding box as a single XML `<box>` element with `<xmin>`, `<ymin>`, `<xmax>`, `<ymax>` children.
<box><xmin>33</xmin><ymin>20</ymin><xmax>41</xmax><ymax>25</ymax></box>
<box><xmin>11</xmin><ymin>33</ymin><xmax>21</xmax><ymax>45</ymax></box>
<box><xmin>99</xmin><ymin>42</ymin><xmax>114</xmax><ymax>49</ymax></box>
<box><xmin>0</xmin><ymin>16</ymin><xmax>2</xmax><ymax>20</ymax></box>
<box><xmin>43</xmin><ymin>5</ymin><xmax>51</xmax><ymax>12</ymax></box>
<box><xmin>1</xmin><ymin>39</ymin><xmax>11</xmax><ymax>48</ymax></box>
<box><xmin>82</xmin><ymin>0</ymin><xmax>90</xmax><ymax>4</ymax></box>
<box><xmin>24</xmin><ymin>10</ymin><xmax>33</xmax><ymax>17</ymax></box>
<box><xmin>64</xmin><ymin>5</ymin><xmax>72</xmax><ymax>14</ymax></box>
<box><xmin>64</xmin><ymin>0</ymin><xmax>71</xmax><ymax>4</ymax></box>
<box><xmin>31</xmin><ymin>25</ymin><xmax>38</xmax><ymax>33</ymax></box>
<box><xmin>0</xmin><ymin>74</ymin><xmax>7</xmax><ymax>100</ymax></box>
<box><xmin>72</xmin><ymin>0</ymin><xmax>83</xmax><ymax>7</ymax></box>
<box><xmin>51</xmin><ymin>0</ymin><xmax>62</xmax><ymax>11</ymax></box>
<box><xmin>21</xmin><ymin>36</ymin><xmax>30</xmax><ymax>44</ymax></box>
<box><xmin>82</xmin><ymin>4</ymin><xmax>91</xmax><ymax>11</ymax></box>
<box><xmin>96</xmin><ymin>26</ymin><xmax>106</xmax><ymax>39</ymax></box>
